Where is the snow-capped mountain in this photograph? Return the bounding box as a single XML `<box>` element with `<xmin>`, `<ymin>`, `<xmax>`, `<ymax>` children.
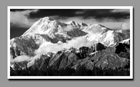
<box><xmin>10</xmin><ymin>17</ymin><xmax>130</xmax><ymax>58</ymax></box>
<box><xmin>22</xmin><ymin>17</ymin><xmax>87</xmax><ymax>38</ymax></box>
<box><xmin>21</xmin><ymin>17</ymin><xmax>87</xmax><ymax>44</ymax></box>
<box><xmin>23</xmin><ymin>17</ymin><xmax>66</xmax><ymax>38</ymax></box>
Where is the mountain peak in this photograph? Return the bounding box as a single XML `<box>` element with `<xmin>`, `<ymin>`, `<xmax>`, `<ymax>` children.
<box><xmin>83</xmin><ymin>23</ymin><xmax>109</xmax><ymax>34</ymax></box>
<box><xmin>92</xmin><ymin>24</ymin><xmax>107</xmax><ymax>29</ymax></box>
<box><xmin>22</xmin><ymin>17</ymin><xmax>59</xmax><ymax>36</ymax></box>
<box><xmin>67</xmin><ymin>21</ymin><xmax>76</xmax><ymax>24</ymax></box>
<box><xmin>40</xmin><ymin>17</ymin><xmax>51</xmax><ymax>21</ymax></box>
<box><xmin>36</xmin><ymin>17</ymin><xmax>56</xmax><ymax>26</ymax></box>
<box><xmin>67</xmin><ymin>21</ymin><xmax>79</xmax><ymax>26</ymax></box>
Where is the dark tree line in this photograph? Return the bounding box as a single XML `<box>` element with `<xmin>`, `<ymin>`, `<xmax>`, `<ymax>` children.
<box><xmin>10</xmin><ymin>66</ymin><xmax>130</xmax><ymax>76</ymax></box>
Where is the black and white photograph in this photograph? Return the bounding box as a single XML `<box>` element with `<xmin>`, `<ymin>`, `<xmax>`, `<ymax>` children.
<box><xmin>8</xmin><ymin>6</ymin><xmax>133</xmax><ymax>79</ymax></box>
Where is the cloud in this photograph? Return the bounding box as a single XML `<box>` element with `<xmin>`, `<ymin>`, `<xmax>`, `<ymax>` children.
<box><xmin>121</xmin><ymin>22</ymin><xmax>130</xmax><ymax>30</ymax></box>
<box><xmin>111</xmin><ymin>9</ymin><xmax>130</xmax><ymax>13</ymax></box>
<box><xmin>11</xmin><ymin>55</ymin><xmax>30</xmax><ymax>63</ymax></box>
<box><xmin>75</xmin><ymin>11</ymin><xmax>85</xmax><ymax>15</ymax></box>
<box><xmin>34</xmin><ymin>35</ymin><xmax>95</xmax><ymax>56</ymax></box>
<box><xmin>10</xmin><ymin>9</ymin><xmax>39</xmax><ymax>28</ymax></box>
<box><xmin>74</xmin><ymin>9</ymin><xmax>130</xmax><ymax>21</ymax></box>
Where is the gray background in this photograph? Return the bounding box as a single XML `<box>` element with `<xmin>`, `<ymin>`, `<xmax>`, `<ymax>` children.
<box><xmin>0</xmin><ymin>0</ymin><xmax>138</xmax><ymax>87</ymax></box>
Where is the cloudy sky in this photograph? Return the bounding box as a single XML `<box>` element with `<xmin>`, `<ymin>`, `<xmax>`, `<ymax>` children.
<box><xmin>10</xmin><ymin>9</ymin><xmax>130</xmax><ymax>38</ymax></box>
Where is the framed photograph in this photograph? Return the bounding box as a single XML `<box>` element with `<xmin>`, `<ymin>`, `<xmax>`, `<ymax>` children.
<box><xmin>7</xmin><ymin>6</ymin><xmax>133</xmax><ymax>79</ymax></box>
